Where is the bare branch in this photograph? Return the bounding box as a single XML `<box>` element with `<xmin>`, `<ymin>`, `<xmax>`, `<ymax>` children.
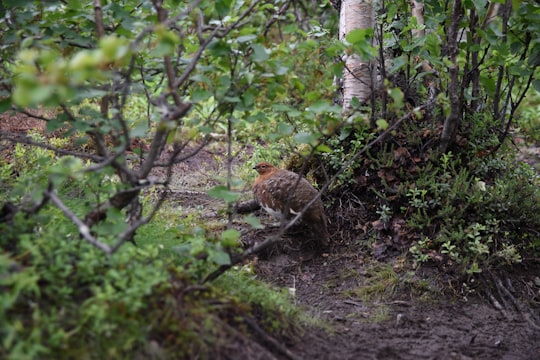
<box><xmin>0</xmin><ymin>131</ymin><xmax>102</xmax><ymax>162</ymax></box>
<box><xmin>46</xmin><ymin>185</ymin><xmax>112</xmax><ymax>254</ymax></box>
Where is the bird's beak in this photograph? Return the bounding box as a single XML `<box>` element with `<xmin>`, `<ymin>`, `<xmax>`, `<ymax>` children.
<box><xmin>252</xmin><ymin>165</ymin><xmax>257</xmax><ymax>170</ymax></box>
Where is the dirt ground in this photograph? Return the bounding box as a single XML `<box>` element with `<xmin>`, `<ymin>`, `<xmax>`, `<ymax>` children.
<box><xmin>262</xmin><ymin>249</ymin><xmax>540</xmax><ymax>360</ymax></box>
<box><xmin>2</xmin><ymin>112</ymin><xmax>540</xmax><ymax>359</ymax></box>
<box><xmin>158</xmin><ymin>142</ymin><xmax>540</xmax><ymax>360</ymax></box>
<box><xmin>151</xmin><ymin>135</ymin><xmax>540</xmax><ymax>359</ymax></box>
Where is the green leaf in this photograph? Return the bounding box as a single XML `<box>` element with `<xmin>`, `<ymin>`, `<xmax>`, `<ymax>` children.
<box><xmin>240</xmin><ymin>89</ymin><xmax>255</xmax><ymax>109</ymax></box>
<box><xmin>131</xmin><ymin>124</ymin><xmax>148</xmax><ymax>137</ymax></box>
<box><xmin>307</xmin><ymin>100</ymin><xmax>336</xmax><ymax>113</ymax></box>
<box><xmin>208</xmin><ymin>185</ymin><xmax>241</xmax><ymax>203</ymax></box>
<box><xmin>221</xmin><ymin>229</ymin><xmax>240</xmax><ymax>247</ymax></box>
<box><xmin>315</xmin><ymin>144</ymin><xmax>332</xmax><ymax>153</ymax></box>
<box><xmin>480</xmin><ymin>75</ymin><xmax>496</xmax><ymax>97</ymax></box>
<box><xmin>250</xmin><ymin>44</ymin><xmax>269</xmax><ymax>62</ymax></box>
<box><xmin>272</xmin><ymin>103</ymin><xmax>294</xmax><ymax>112</ymax></box>
<box><xmin>244</xmin><ymin>215</ymin><xmax>264</xmax><ymax>229</ymax></box>
<box><xmin>215</xmin><ymin>0</ymin><xmax>232</xmax><ymax>16</ymax></box>
<box><xmin>388</xmin><ymin>87</ymin><xmax>404</xmax><ymax>108</ymax></box>
<box><xmin>294</xmin><ymin>132</ymin><xmax>318</xmax><ymax>145</ymax></box>
<box><xmin>389</xmin><ymin>55</ymin><xmax>407</xmax><ymax>74</ymax></box>
<box><xmin>191</xmin><ymin>89</ymin><xmax>212</xmax><ymax>102</ymax></box>
<box><xmin>3</xmin><ymin>0</ymin><xmax>34</xmax><ymax>6</ymax></box>
<box><xmin>376</xmin><ymin>119</ymin><xmax>389</xmax><ymax>131</ymax></box>
<box><xmin>237</xmin><ymin>35</ymin><xmax>257</xmax><ymax>43</ymax></box>
<box><xmin>277</xmin><ymin>122</ymin><xmax>293</xmax><ymax>135</ymax></box>
<box><xmin>46</xmin><ymin>118</ymin><xmax>65</xmax><ymax>132</ymax></box>
<box><xmin>209</xmin><ymin>249</ymin><xmax>231</xmax><ymax>266</ymax></box>
<box><xmin>533</xmin><ymin>79</ymin><xmax>540</xmax><ymax>93</ymax></box>
<box><xmin>209</xmin><ymin>39</ymin><xmax>230</xmax><ymax>57</ymax></box>
<box><xmin>345</xmin><ymin>29</ymin><xmax>372</xmax><ymax>44</ymax></box>
<box><xmin>0</xmin><ymin>98</ymin><xmax>11</xmax><ymax>112</ymax></box>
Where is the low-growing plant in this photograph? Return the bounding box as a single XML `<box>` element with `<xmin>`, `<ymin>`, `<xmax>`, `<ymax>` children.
<box><xmin>0</xmin><ymin>178</ymin><xmax>307</xmax><ymax>359</ymax></box>
<box><xmin>323</xmin><ymin>125</ymin><xmax>374</xmax><ymax>186</ymax></box>
<box><xmin>406</xmin><ymin>150</ymin><xmax>539</xmax><ymax>274</ymax></box>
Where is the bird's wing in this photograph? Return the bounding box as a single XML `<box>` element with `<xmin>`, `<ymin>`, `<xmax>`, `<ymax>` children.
<box><xmin>264</xmin><ymin>171</ymin><xmax>319</xmax><ymax>212</ymax></box>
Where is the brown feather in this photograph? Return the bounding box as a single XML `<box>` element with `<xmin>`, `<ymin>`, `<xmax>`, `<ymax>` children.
<box><xmin>252</xmin><ymin>162</ymin><xmax>329</xmax><ymax>245</ymax></box>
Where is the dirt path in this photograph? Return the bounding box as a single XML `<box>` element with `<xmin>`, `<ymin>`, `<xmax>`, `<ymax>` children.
<box><xmin>88</xmin><ymin>140</ymin><xmax>540</xmax><ymax>360</ymax></box>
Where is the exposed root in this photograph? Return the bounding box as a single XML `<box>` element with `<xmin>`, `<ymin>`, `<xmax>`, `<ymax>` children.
<box><xmin>218</xmin><ymin>318</ymin><xmax>280</xmax><ymax>360</ymax></box>
<box><xmin>243</xmin><ymin>317</ymin><xmax>302</xmax><ymax>360</ymax></box>
<box><xmin>483</xmin><ymin>272</ymin><xmax>540</xmax><ymax>331</ymax></box>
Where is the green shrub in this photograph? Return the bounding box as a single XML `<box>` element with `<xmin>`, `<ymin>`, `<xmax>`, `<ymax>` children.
<box><xmin>407</xmin><ymin>151</ymin><xmax>540</xmax><ymax>274</ymax></box>
<box><xmin>0</xmin><ymin>153</ymin><xmax>304</xmax><ymax>358</ymax></box>
<box><xmin>0</xmin><ymin>206</ymin><xmax>168</xmax><ymax>358</ymax></box>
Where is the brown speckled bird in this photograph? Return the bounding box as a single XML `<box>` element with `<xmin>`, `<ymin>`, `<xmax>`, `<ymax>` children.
<box><xmin>252</xmin><ymin>162</ymin><xmax>329</xmax><ymax>245</ymax></box>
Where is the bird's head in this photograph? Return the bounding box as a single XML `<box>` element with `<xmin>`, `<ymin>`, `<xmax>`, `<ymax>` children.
<box><xmin>253</xmin><ymin>162</ymin><xmax>275</xmax><ymax>175</ymax></box>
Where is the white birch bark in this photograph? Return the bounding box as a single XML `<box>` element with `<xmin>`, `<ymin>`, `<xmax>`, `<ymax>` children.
<box><xmin>339</xmin><ymin>0</ymin><xmax>374</xmax><ymax>111</ymax></box>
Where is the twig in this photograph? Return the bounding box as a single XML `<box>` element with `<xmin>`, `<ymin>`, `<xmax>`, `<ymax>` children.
<box><xmin>45</xmin><ymin>185</ymin><xmax>112</xmax><ymax>254</ymax></box>
<box><xmin>0</xmin><ymin>132</ymin><xmax>101</xmax><ymax>162</ymax></box>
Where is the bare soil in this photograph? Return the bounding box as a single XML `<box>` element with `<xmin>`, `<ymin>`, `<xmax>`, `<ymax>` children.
<box><xmin>262</xmin><ymin>249</ymin><xmax>540</xmax><ymax>360</ymax></box>
<box><xmin>2</xmin><ymin>112</ymin><xmax>539</xmax><ymax>359</ymax></box>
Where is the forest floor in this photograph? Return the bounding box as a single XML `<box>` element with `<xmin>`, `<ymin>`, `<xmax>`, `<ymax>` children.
<box><xmin>170</xmin><ymin>181</ymin><xmax>540</xmax><ymax>360</ymax></box>
<box><xmin>1</xmin><ymin>112</ymin><xmax>540</xmax><ymax>359</ymax></box>
<box><xmin>162</xmin><ymin>143</ymin><xmax>540</xmax><ymax>360</ymax></box>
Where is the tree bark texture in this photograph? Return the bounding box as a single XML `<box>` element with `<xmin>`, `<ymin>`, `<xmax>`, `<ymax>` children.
<box><xmin>439</xmin><ymin>0</ymin><xmax>462</xmax><ymax>153</ymax></box>
<box><xmin>339</xmin><ymin>0</ymin><xmax>374</xmax><ymax>111</ymax></box>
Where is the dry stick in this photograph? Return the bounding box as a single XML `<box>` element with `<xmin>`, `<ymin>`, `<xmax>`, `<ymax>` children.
<box><xmin>203</xmin><ymin>101</ymin><xmax>434</xmax><ymax>283</ymax></box>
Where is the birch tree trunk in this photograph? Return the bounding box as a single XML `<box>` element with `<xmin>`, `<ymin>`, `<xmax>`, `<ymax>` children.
<box><xmin>339</xmin><ymin>0</ymin><xmax>374</xmax><ymax>113</ymax></box>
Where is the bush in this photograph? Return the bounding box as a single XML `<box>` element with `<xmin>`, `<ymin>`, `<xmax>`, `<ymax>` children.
<box><xmin>0</xmin><ymin>148</ymin><xmax>304</xmax><ymax>358</ymax></box>
<box><xmin>406</xmin><ymin>150</ymin><xmax>540</xmax><ymax>274</ymax></box>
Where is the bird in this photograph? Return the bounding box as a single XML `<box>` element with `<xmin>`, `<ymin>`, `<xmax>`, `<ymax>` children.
<box><xmin>252</xmin><ymin>162</ymin><xmax>329</xmax><ymax>246</ymax></box>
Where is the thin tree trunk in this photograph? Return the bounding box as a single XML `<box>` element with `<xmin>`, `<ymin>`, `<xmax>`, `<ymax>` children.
<box><xmin>339</xmin><ymin>0</ymin><xmax>374</xmax><ymax>113</ymax></box>
<box><xmin>440</xmin><ymin>0</ymin><xmax>462</xmax><ymax>153</ymax></box>
<box><xmin>409</xmin><ymin>0</ymin><xmax>438</xmax><ymax>116</ymax></box>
